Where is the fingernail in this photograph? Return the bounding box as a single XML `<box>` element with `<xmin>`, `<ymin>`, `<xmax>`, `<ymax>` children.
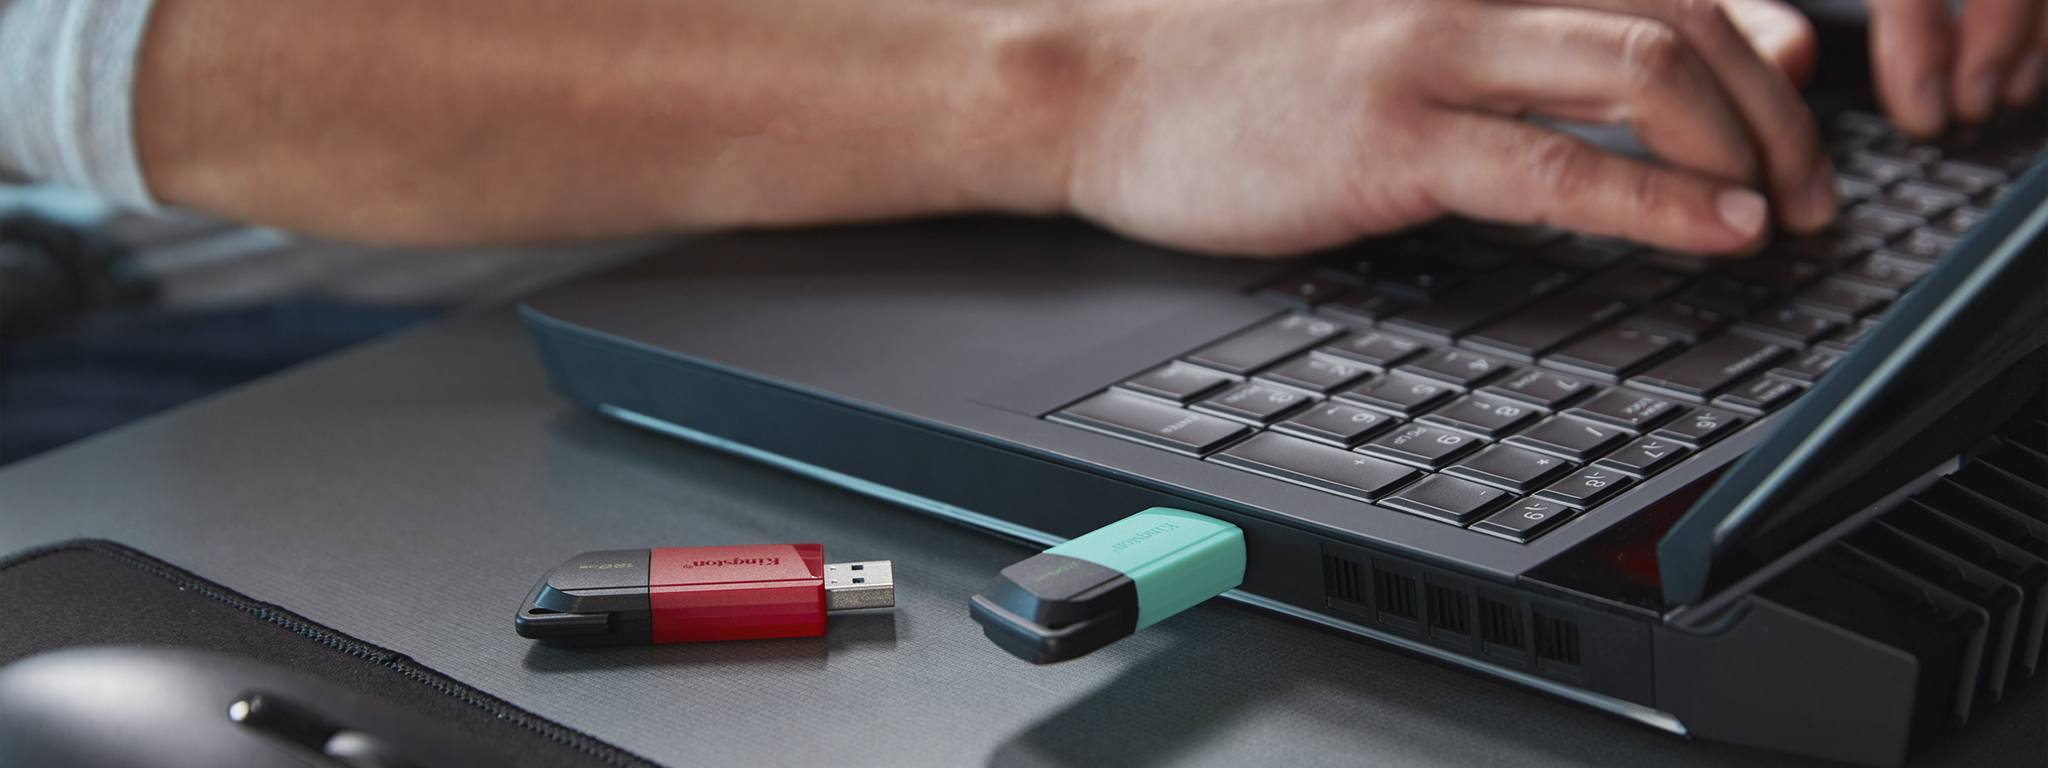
<box><xmin>1959</xmin><ymin>70</ymin><xmax>2000</xmax><ymax>123</ymax></box>
<box><xmin>1717</xmin><ymin>188</ymin><xmax>1769</xmax><ymax>239</ymax></box>
<box><xmin>1916</xmin><ymin>73</ymin><xmax>1949</xmax><ymax>135</ymax></box>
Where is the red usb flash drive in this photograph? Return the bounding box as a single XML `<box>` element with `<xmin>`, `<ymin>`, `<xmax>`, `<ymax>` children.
<box><xmin>514</xmin><ymin>544</ymin><xmax>894</xmax><ymax>645</ymax></box>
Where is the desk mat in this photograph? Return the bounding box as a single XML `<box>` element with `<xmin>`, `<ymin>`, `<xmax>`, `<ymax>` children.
<box><xmin>0</xmin><ymin>539</ymin><xmax>660</xmax><ymax>768</ymax></box>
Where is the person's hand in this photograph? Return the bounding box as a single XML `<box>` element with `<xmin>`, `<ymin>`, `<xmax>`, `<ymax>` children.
<box><xmin>1864</xmin><ymin>0</ymin><xmax>2047</xmax><ymax>136</ymax></box>
<box><xmin>1048</xmin><ymin>0</ymin><xmax>1836</xmax><ymax>257</ymax></box>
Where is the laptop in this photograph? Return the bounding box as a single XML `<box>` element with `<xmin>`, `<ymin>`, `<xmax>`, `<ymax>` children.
<box><xmin>518</xmin><ymin>27</ymin><xmax>2048</xmax><ymax>766</ymax></box>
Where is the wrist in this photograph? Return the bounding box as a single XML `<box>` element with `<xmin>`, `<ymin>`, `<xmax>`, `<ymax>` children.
<box><xmin>954</xmin><ymin>4</ymin><xmax>1111</xmax><ymax>217</ymax></box>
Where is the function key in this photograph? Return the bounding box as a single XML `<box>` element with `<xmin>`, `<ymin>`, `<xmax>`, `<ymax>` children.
<box><xmin>1050</xmin><ymin>391</ymin><xmax>1250</xmax><ymax>456</ymax></box>
<box><xmin>1652</xmin><ymin>409</ymin><xmax>1746</xmax><ymax>447</ymax></box>
<box><xmin>1361</xmin><ymin>423</ymin><xmax>1485</xmax><ymax>469</ymax></box>
<box><xmin>1472</xmin><ymin>499</ymin><xmax>1579</xmax><ymax>543</ymax></box>
<box><xmin>1336</xmin><ymin>371</ymin><xmax>1455</xmax><ymax>417</ymax></box>
<box><xmin>1274</xmin><ymin>402</ymin><xmax>1398</xmax><ymax>447</ymax></box>
<box><xmin>1481</xmin><ymin>369</ymin><xmax>1594</xmax><ymax>411</ymax></box>
<box><xmin>1256</xmin><ymin>276</ymin><xmax>1352</xmax><ymax>308</ymax></box>
<box><xmin>1421</xmin><ymin>394</ymin><xmax>1540</xmax><ymax>438</ymax></box>
<box><xmin>1211</xmin><ymin>432</ymin><xmax>1419</xmax><ymax>502</ymax></box>
<box><xmin>1505</xmin><ymin>415</ymin><xmax>1632</xmax><ymax>461</ymax></box>
<box><xmin>1446</xmin><ymin>444</ymin><xmax>1576</xmax><ymax>493</ymax></box>
<box><xmin>1770</xmin><ymin>346</ymin><xmax>1848</xmax><ymax>384</ymax></box>
<box><xmin>1258</xmin><ymin>352</ymin><xmax>1373</xmax><ymax>393</ymax></box>
<box><xmin>1319</xmin><ymin>329</ymin><xmax>1428</xmax><ymax>368</ymax></box>
<box><xmin>1567</xmin><ymin>389</ymin><xmax>1680</xmax><ymax>431</ymax></box>
<box><xmin>1629</xmin><ymin>334</ymin><xmax>1790</xmax><ymax>400</ymax></box>
<box><xmin>1595</xmin><ymin>436</ymin><xmax>1691</xmax><ymax>477</ymax></box>
<box><xmin>1536</xmin><ymin>467</ymin><xmax>1636</xmax><ymax>509</ymax></box>
<box><xmin>1398</xmin><ymin>349</ymin><xmax>1512</xmax><ymax>389</ymax></box>
<box><xmin>1382</xmin><ymin>474</ymin><xmax>1514</xmax><ymax>525</ymax></box>
<box><xmin>1184</xmin><ymin>314</ymin><xmax>1345</xmax><ymax>374</ymax></box>
<box><xmin>1544</xmin><ymin>327</ymin><xmax>1680</xmax><ymax>380</ymax></box>
<box><xmin>1118</xmin><ymin>362</ymin><xmax>1234</xmax><ymax>404</ymax></box>
<box><xmin>1712</xmin><ymin>376</ymin><xmax>1805</xmax><ymax>414</ymax></box>
<box><xmin>1193</xmin><ymin>382</ymin><xmax>1315</xmax><ymax>425</ymax></box>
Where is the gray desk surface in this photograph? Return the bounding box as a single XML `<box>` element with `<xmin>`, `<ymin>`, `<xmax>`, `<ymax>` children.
<box><xmin>1</xmin><ymin>306</ymin><xmax>2039</xmax><ymax>767</ymax></box>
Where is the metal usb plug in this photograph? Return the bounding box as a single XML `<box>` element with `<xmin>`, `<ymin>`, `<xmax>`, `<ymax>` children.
<box><xmin>823</xmin><ymin>561</ymin><xmax>895</xmax><ymax>611</ymax></box>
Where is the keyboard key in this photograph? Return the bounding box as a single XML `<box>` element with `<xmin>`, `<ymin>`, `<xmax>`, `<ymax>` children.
<box><xmin>1892</xmin><ymin>230</ymin><xmax>1959</xmax><ymax>264</ymax></box>
<box><xmin>1794</xmin><ymin>279</ymin><xmax>1890</xmax><ymax>320</ymax></box>
<box><xmin>1211</xmin><ymin>432</ymin><xmax>1419</xmax><ymax>502</ymax></box>
<box><xmin>1722</xmin><ymin>258</ymin><xmax>1823</xmax><ymax>294</ymax></box>
<box><xmin>1446</xmin><ymin>444</ymin><xmax>1575</xmax><ymax>492</ymax></box>
<box><xmin>1629</xmin><ymin>334</ymin><xmax>1791</xmax><ymax>399</ymax></box>
<box><xmin>1537</xmin><ymin>237</ymin><xmax>1636</xmax><ymax>271</ymax></box>
<box><xmin>1464</xmin><ymin>291</ymin><xmax>1631</xmax><ymax>359</ymax></box>
<box><xmin>1257</xmin><ymin>276</ymin><xmax>1350</xmax><ymax>308</ymax></box>
<box><xmin>1185</xmin><ymin>314</ymin><xmax>1346</xmax><ymax>374</ymax></box>
<box><xmin>1935</xmin><ymin>206</ymin><xmax>1990</xmax><ymax>235</ymax></box>
<box><xmin>1567</xmin><ymin>389</ymin><xmax>1681</xmax><ymax>431</ymax></box>
<box><xmin>1505</xmin><ymin>415</ymin><xmax>1630</xmax><ymax>461</ymax></box>
<box><xmin>1884</xmin><ymin>180</ymin><xmax>1969</xmax><ymax>218</ymax></box>
<box><xmin>1840</xmin><ymin>251</ymin><xmax>1932</xmax><ymax>295</ymax></box>
<box><xmin>1713</xmin><ymin>376</ymin><xmax>1805</xmax><ymax>414</ymax></box>
<box><xmin>1258</xmin><ymin>352</ymin><xmax>1372</xmax><ymax>393</ymax></box>
<box><xmin>1834</xmin><ymin>175</ymin><xmax>1882</xmax><ymax>205</ymax></box>
<box><xmin>1421</xmin><ymin>394</ymin><xmax>1540</xmax><ymax>438</ymax></box>
<box><xmin>1361</xmin><ymin>423</ymin><xmax>1485</xmax><ymax>469</ymax></box>
<box><xmin>1398</xmin><ymin>349</ymin><xmax>1511</xmax><ymax>389</ymax></box>
<box><xmin>1320</xmin><ymin>292</ymin><xmax>1410</xmax><ymax>323</ymax></box>
<box><xmin>1673</xmin><ymin>277</ymin><xmax>1774</xmax><ymax>316</ymax></box>
<box><xmin>1840</xmin><ymin>150</ymin><xmax>1921</xmax><ymax>186</ymax></box>
<box><xmin>1193</xmin><ymin>382</ymin><xmax>1315</xmax><ymax>424</ymax></box>
<box><xmin>1769</xmin><ymin>346</ymin><xmax>1848</xmax><ymax>384</ymax></box>
<box><xmin>1929</xmin><ymin>161</ymin><xmax>2006</xmax><ymax>196</ymax></box>
<box><xmin>1624</xmin><ymin>300</ymin><xmax>1730</xmax><ymax>342</ymax></box>
<box><xmin>1536</xmin><ymin>467</ymin><xmax>1636</xmax><ymax>509</ymax></box>
<box><xmin>1050</xmin><ymin>391</ymin><xmax>1250</xmax><ymax>456</ymax></box>
<box><xmin>1585</xmin><ymin>264</ymin><xmax>1689</xmax><ymax>304</ymax></box>
<box><xmin>1595</xmin><ymin>436</ymin><xmax>1690</xmax><ymax>477</ymax></box>
<box><xmin>1274</xmin><ymin>402</ymin><xmax>1397</xmax><ymax>447</ymax></box>
<box><xmin>1735</xmin><ymin>305</ymin><xmax>1842</xmax><ymax>347</ymax></box>
<box><xmin>1841</xmin><ymin>204</ymin><xmax>1925</xmax><ymax>241</ymax></box>
<box><xmin>1319</xmin><ymin>330</ymin><xmax>1427</xmax><ymax>368</ymax></box>
<box><xmin>1652</xmin><ymin>408</ymin><xmax>1746</xmax><ymax>447</ymax></box>
<box><xmin>1481</xmin><ymin>369</ymin><xmax>1594</xmax><ymax>411</ymax></box>
<box><xmin>1820</xmin><ymin>318</ymin><xmax>1882</xmax><ymax>350</ymax></box>
<box><xmin>1118</xmin><ymin>362</ymin><xmax>1234</xmax><ymax>403</ymax></box>
<box><xmin>1382</xmin><ymin>474</ymin><xmax>1514</xmax><ymax>525</ymax></box>
<box><xmin>1777</xmin><ymin>232</ymin><xmax>1884</xmax><ymax>267</ymax></box>
<box><xmin>1472</xmin><ymin>498</ymin><xmax>1579</xmax><ymax>543</ymax></box>
<box><xmin>1382</xmin><ymin>266</ymin><xmax>1574</xmax><ymax>339</ymax></box>
<box><xmin>1544</xmin><ymin>327</ymin><xmax>1680</xmax><ymax>380</ymax></box>
<box><xmin>1336</xmin><ymin>371</ymin><xmax>1455</xmax><ymax>417</ymax></box>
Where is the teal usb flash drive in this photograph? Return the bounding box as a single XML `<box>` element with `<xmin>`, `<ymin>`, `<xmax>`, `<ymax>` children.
<box><xmin>968</xmin><ymin>508</ymin><xmax>1246</xmax><ymax>663</ymax></box>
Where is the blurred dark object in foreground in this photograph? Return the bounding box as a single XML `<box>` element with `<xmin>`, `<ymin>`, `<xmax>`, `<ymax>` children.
<box><xmin>0</xmin><ymin>186</ymin><xmax>656</xmax><ymax>467</ymax></box>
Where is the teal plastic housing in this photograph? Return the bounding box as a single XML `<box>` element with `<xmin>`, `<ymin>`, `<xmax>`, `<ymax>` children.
<box><xmin>1046</xmin><ymin>507</ymin><xmax>1246</xmax><ymax>628</ymax></box>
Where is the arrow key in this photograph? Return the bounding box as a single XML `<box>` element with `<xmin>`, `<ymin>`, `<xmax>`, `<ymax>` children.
<box><xmin>1594</xmin><ymin>436</ymin><xmax>1691</xmax><ymax>478</ymax></box>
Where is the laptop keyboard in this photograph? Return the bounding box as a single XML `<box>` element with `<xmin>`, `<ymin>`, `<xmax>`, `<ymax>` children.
<box><xmin>1047</xmin><ymin>109</ymin><xmax>2045</xmax><ymax>544</ymax></box>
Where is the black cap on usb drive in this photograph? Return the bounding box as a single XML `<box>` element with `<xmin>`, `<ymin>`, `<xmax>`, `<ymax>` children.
<box><xmin>971</xmin><ymin>555</ymin><xmax>1138</xmax><ymax>664</ymax></box>
<box><xmin>515</xmin><ymin>549</ymin><xmax>654</xmax><ymax>645</ymax></box>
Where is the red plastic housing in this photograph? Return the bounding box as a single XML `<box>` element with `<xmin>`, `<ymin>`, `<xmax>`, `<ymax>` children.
<box><xmin>647</xmin><ymin>543</ymin><xmax>827</xmax><ymax>642</ymax></box>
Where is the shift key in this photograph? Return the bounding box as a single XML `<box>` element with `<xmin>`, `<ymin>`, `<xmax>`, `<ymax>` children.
<box><xmin>1629</xmin><ymin>334</ymin><xmax>1789</xmax><ymax>400</ymax></box>
<box><xmin>1051</xmin><ymin>391</ymin><xmax>1249</xmax><ymax>456</ymax></box>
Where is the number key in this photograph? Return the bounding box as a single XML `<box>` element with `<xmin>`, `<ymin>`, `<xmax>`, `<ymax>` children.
<box><xmin>1652</xmin><ymin>409</ymin><xmax>1745</xmax><ymax>447</ymax></box>
<box><xmin>1473</xmin><ymin>499</ymin><xmax>1578</xmax><ymax>543</ymax></box>
<box><xmin>1595</xmin><ymin>436</ymin><xmax>1690</xmax><ymax>477</ymax></box>
<box><xmin>1361</xmin><ymin>423</ymin><xmax>1484</xmax><ymax>469</ymax></box>
<box><xmin>1274</xmin><ymin>402</ymin><xmax>1397</xmax><ymax>447</ymax></box>
<box><xmin>1536</xmin><ymin>467</ymin><xmax>1636</xmax><ymax>509</ymax></box>
<box><xmin>1192</xmin><ymin>382</ymin><xmax>1314</xmax><ymax>424</ymax></box>
<box><xmin>1336</xmin><ymin>371</ymin><xmax>1454</xmax><ymax>417</ymax></box>
<box><xmin>1421</xmin><ymin>394</ymin><xmax>1538</xmax><ymax>438</ymax></box>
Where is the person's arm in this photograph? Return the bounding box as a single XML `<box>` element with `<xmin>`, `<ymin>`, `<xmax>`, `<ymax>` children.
<box><xmin>137</xmin><ymin>0</ymin><xmax>1843</xmax><ymax>256</ymax></box>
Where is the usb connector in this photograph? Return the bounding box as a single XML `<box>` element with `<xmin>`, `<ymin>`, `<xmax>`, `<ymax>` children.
<box><xmin>824</xmin><ymin>561</ymin><xmax>895</xmax><ymax>611</ymax></box>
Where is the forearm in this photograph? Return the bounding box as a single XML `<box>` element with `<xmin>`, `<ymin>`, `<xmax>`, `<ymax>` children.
<box><xmin>134</xmin><ymin>0</ymin><xmax>1084</xmax><ymax>245</ymax></box>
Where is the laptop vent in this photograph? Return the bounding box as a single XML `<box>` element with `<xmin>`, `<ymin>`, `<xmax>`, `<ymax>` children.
<box><xmin>1374</xmin><ymin>568</ymin><xmax>1418</xmax><ymax>621</ymax></box>
<box><xmin>1323</xmin><ymin>555</ymin><xmax>1367</xmax><ymax>607</ymax></box>
<box><xmin>1533</xmin><ymin>610</ymin><xmax>1582</xmax><ymax>666</ymax></box>
<box><xmin>1427</xmin><ymin>582</ymin><xmax>1472</xmax><ymax>637</ymax></box>
<box><xmin>1480</xmin><ymin>597</ymin><xmax>1525</xmax><ymax>651</ymax></box>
